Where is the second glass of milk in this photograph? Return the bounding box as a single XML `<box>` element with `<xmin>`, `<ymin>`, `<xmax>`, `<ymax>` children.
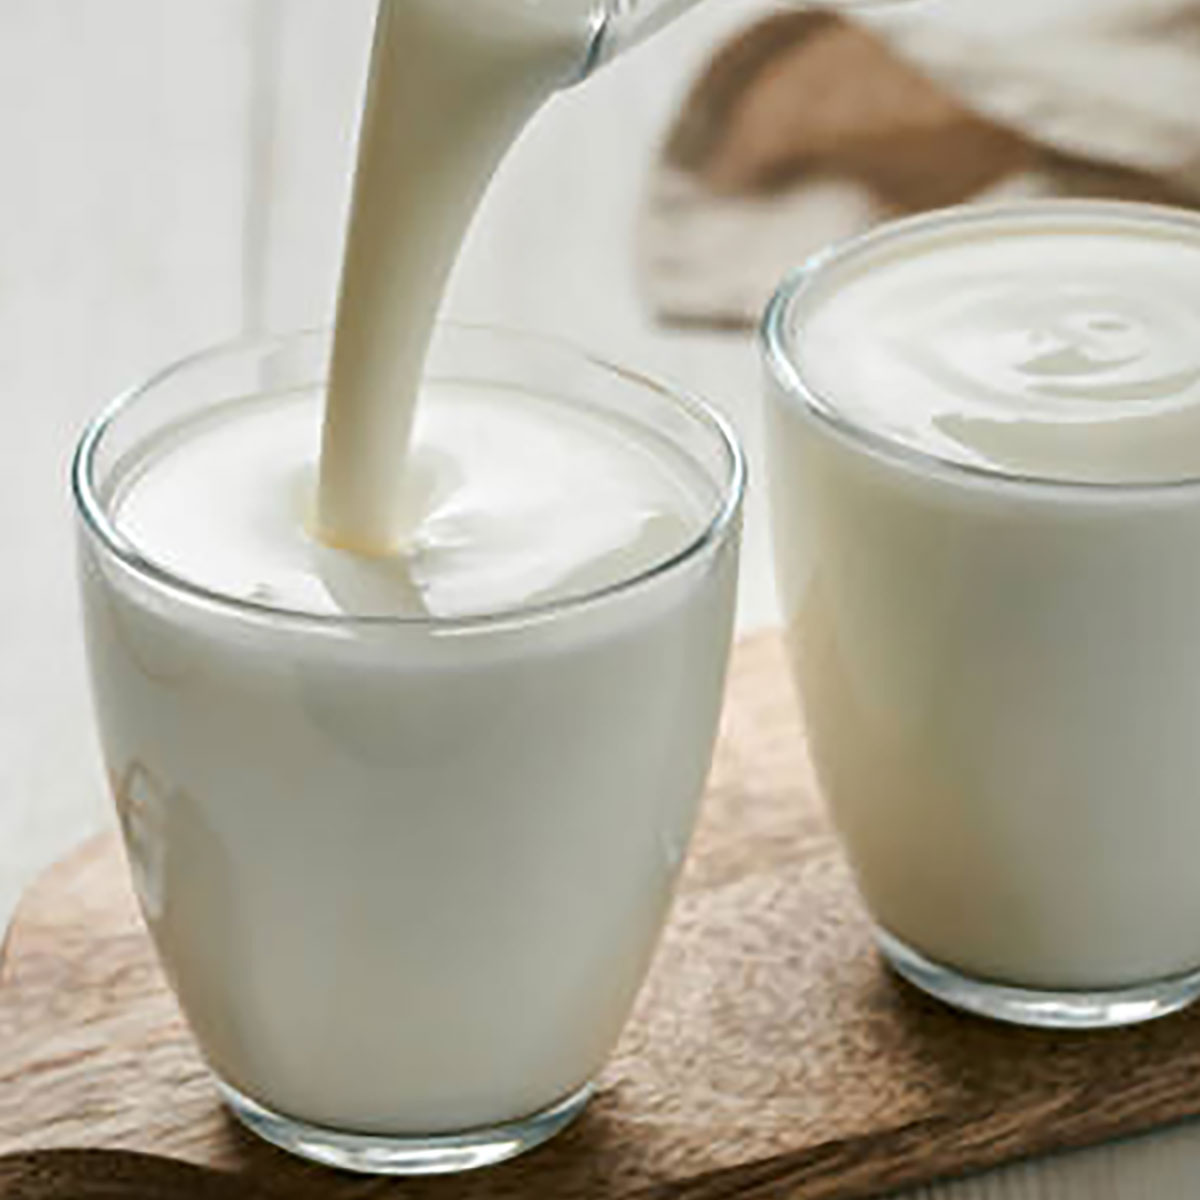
<box><xmin>73</xmin><ymin>326</ymin><xmax>743</xmax><ymax>1172</ymax></box>
<box><xmin>764</xmin><ymin>200</ymin><xmax>1200</xmax><ymax>1030</ymax></box>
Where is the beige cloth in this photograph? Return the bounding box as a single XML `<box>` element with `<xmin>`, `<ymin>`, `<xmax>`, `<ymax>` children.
<box><xmin>641</xmin><ymin>0</ymin><xmax>1200</xmax><ymax>327</ymax></box>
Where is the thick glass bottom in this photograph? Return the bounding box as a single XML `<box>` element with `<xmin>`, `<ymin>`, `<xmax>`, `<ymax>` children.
<box><xmin>218</xmin><ymin>1078</ymin><xmax>594</xmax><ymax>1175</ymax></box>
<box><xmin>876</xmin><ymin>927</ymin><xmax>1200</xmax><ymax>1030</ymax></box>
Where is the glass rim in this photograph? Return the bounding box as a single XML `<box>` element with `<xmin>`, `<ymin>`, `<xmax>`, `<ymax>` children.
<box><xmin>72</xmin><ymin>324</ymin><xmax>746</xmax><ymax>631</ymax></box>
<box><xmin>761</xmin><ymin>198</ymin><xmax>1200</xmax><ymax>498</ymax></box>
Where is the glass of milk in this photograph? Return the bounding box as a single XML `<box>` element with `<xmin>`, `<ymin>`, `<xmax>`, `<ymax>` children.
<box><xmin>73</xmin><ymin>325</ymin><xmax>744</xmax><ymax>1173</ymax></box>
<box><xmin>763</xmin><ymin>200</ymin><xmax>1200</xmax><ymax>1030</ymax></box>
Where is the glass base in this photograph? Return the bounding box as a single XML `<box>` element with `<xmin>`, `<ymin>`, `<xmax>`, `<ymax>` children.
<box><xmin>217</xmin><ymin>1079</ymin><xmax>594</xmax><ymax>1175</ymax></box>
<box><xmin>876</xmin><ymin>927</ymin><xmax>1200</xmax><ymax>1030</ymax></box>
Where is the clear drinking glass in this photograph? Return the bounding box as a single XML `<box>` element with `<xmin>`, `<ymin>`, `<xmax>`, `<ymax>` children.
<box><xmin>73</xmin><ymin>326</ymin><xmax>744</xmax><ymax>1173</ymax></box>
<box><xmin>762</xmin><ymin>201</ymin><xmax>1200</xmax><ymax>1030</ymax></box>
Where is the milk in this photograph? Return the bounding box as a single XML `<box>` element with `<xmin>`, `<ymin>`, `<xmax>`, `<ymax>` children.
<box><xmin>799</xmin><ymin>209</ymin><xmax>1200</xmax><ymax>483</ymax></box>
<box><xmin>79</xmin><ymin>339</ymin><xmax>740</xmax><ymax>1133</ymax></box>
<box><xmin>116</xmin><ymin>381</ymin><xmax>708</xmax><ymax>620</ymax></box>
<box><xmin>765</xmin><ymin>203</ymin><xmax>1200</xmax><ymax>991</ymax></box>
<box><xmin>318</xmin><ymin>0</ymin><xmax>599</xmax><ymax>553</ymax></box>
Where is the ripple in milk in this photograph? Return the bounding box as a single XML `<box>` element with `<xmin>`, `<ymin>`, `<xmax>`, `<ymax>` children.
<box><xmin>114</xmin><ymin>382</ymin><xmax>710</xmax><ymax>619</ymax></box>
<box><xmin>799</xmin><ymin>208</ymin><xmax>1200</xmax><ymax>482</ymax></box>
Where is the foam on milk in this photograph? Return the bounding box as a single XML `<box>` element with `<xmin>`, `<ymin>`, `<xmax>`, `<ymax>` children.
<box><xmin>113</xmin><ymin>381</ymin><xmax>710</xmax><ymax>620</ymax></box>
<box><xmin>318</xmin><ymin>0</ymin><xmax>600</xmax><ymax>553</ymax></box>
<box><xmin>799</xmin><ymin>212</ymin><xmax>1200</xmax><ymax>483</ymax></box>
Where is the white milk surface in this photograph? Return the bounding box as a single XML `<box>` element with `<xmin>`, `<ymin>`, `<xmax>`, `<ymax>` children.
<box><xmin>116</xmin><ymin>382</ymin><xmax>709</xmax><ymax>620</ymax></box>
<box><xmin>799</xmin><ymin>209</ymin><xmax>1200</xmax><ymax>483</ymax></box>
<box><xmin>768</xmin><ymin>205</ymin><xmax>1200</xmax><ymax>989</ymax></box>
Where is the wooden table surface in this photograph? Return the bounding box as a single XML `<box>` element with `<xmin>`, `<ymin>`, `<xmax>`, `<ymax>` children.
<box><xmin>1</xmin><ymin>2</ymin><xmax>1197</xmax><ymax>1195</ymax></box>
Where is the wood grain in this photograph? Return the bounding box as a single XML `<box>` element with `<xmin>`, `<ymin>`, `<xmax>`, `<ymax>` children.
<box><xmin>0</xmin><ymin>1151</ymin><xmax>266</xmax><ymax>1200</ymax></box>
<box><xmin>4</xmin><ymin>632</ymin><xmax>1200</xmax><ymax>1199</ymax></box>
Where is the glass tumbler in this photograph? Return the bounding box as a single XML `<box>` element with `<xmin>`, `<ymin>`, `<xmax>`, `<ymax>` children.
<box><xmin>73</xmin><ymin>325</ymin><xmax>744</xmax><ymax>1173</ymax></box>
<box><xmin>762</xmin><ymin>201</ymin><xmax>1200</xmax><ymax>1030</ymax></box>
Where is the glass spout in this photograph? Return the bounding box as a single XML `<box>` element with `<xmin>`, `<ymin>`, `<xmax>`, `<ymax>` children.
<box><xmin>579</xmin><ymin>0</ymin><xmax>917</xmax><ymax>79</ymax></box>
<box><xmin>585</xmin><ymin>0</ymin><xmax>704</xmax><ymax>70</ymax></box>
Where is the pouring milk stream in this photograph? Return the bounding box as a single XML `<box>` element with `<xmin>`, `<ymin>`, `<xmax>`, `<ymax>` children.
<box><xmin>314</xmin><ymin>0</ymin><xmax>860</xmax><ymax>560</ymax></box>
<box><xmin>317</xmin><ymin>0</ymin><xmax>603</xmax><ymax>556</ymax></box>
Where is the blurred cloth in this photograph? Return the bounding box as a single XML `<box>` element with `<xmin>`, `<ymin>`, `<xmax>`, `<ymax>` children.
<box><xmin>640</xmin><ymin>0</ymin><xmax>1200</xmax><ymax>327</ymax></box>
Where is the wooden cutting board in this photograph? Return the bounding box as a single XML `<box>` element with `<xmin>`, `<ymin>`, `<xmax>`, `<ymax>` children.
<box><xmin>3</xmin><ymin>631</ymin><xmax>1200</xmax><ymax>1200</ymax></box>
